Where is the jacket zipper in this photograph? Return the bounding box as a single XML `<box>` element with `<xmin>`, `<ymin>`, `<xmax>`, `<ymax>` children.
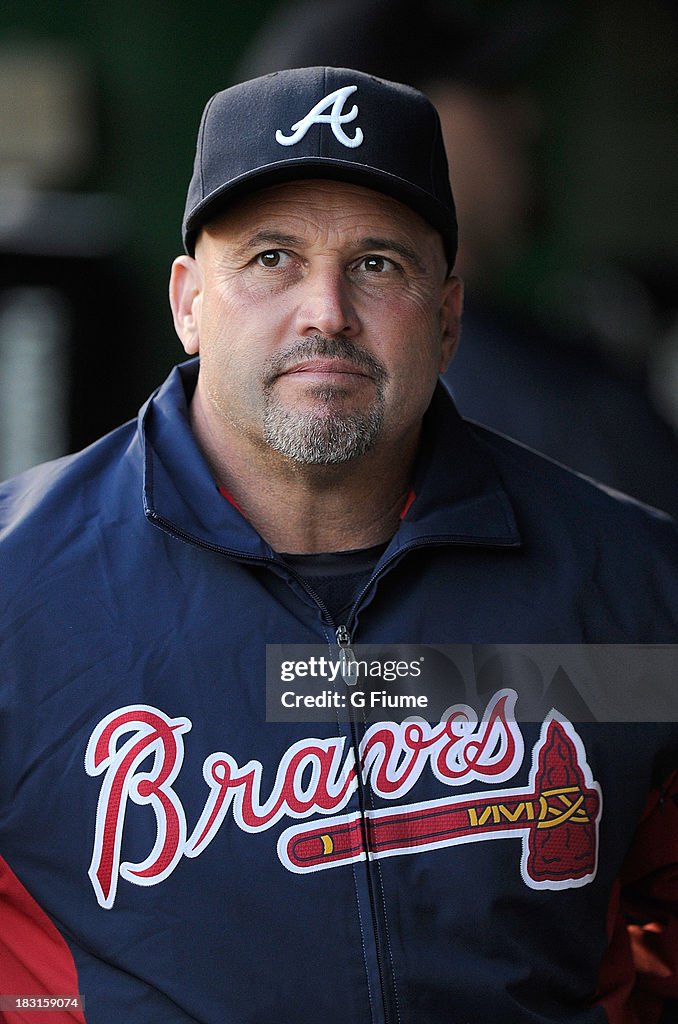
<box><xmin>336</xmin><ymin>624</ymin><xmax>360</xmax><ymax>685</ymax></box>
<box><xmin>335</xmin><ymin>621</ymin><xmax>397</xmax><ymax>1024</ymax></box>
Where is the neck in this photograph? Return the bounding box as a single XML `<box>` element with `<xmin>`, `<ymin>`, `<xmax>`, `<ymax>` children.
<box><xmin>190</xmin><ymin>390</ymin><xmax>417</xmax><ymax>554</ymax></box>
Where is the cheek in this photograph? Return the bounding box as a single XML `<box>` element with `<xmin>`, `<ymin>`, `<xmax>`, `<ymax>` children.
<box><xmin>201</xmin><ymin>286</ymin><xmax>292</xmax><ymax>359</ymax></box>
<box><xmin>370</xmin><ymin>295</ymin><xmax>446</xmax><ymax>374</ymax></box>
<box><xmin>393</xmin><ymin>303</ymin><xmax>449</xmax><ymax>407</ymax></box>
<box><xmin>197</xmin><ymin>295</ymin><xmax>252</xmax><ymax>369</ymax></box>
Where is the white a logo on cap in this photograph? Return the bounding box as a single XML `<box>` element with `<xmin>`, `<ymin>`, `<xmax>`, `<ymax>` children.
<box><xmin>275</xmin><ymin>85</ymin><xmax>363</xmax><ymax>148</ymax></box>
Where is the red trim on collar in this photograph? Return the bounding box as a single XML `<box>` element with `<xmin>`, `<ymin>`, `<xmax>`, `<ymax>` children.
<box><xmin>219</xmin><ymin>484</ymin><xmax>415</xmax><ymax>521</ymax></box>
<box><xmin>217</xmin><ymin>484</ymin><xmax>244</xmax><ymax>515</ymax></box>
<box><xmin>399</xmin><ymin>489</ymin><xmax>416</xmax><ymax>520</ymax></box>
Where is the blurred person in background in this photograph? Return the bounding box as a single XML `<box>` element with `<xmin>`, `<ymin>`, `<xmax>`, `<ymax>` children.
<box><xmin>237</xmin><ymin>0</ymin><xmax>678</xmax><ymax>517</ymax></box>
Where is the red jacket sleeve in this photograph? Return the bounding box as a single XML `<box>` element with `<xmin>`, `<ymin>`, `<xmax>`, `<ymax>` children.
<box><xmin>620</xmin><ymin>769</ymin><xmax>678</xmax><ymax>1019</ymax></box>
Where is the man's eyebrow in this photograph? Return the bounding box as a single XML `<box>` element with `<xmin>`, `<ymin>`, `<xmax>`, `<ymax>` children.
<box><xmin>238</xmin><ymin>230</ymin><xmax>305</xmax><ymax>252</ymax></box>
<box><xmin>358</xmin><ymin>237</ymin><xmax>425</xmax><ymax>272</ymax></box>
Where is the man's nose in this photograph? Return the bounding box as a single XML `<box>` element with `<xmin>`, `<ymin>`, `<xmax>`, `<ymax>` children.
<box><xmin>293</xmin><ymin>267</ymin><xmax>360</xmax><ymax>338</ymax></box>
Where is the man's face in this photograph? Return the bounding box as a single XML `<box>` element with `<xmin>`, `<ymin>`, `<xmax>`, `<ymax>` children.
<box><xmin>170</xmin><ymin>179</ymin><xmax>461</xmax><ymax>467</ymax></box>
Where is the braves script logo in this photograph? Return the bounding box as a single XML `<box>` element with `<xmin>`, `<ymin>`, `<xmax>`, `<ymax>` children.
<box><xmin>275</xmin><ymin>84</ymin><xmax>363</xmax><ymax>148</ymax></box>
<box><xmin>84</xmin><ymin>691</ymin><xmax>601</xmax><ymax>909</ymax></box>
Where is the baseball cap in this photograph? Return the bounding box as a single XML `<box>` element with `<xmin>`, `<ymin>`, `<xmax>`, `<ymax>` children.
<box><xmin>182</xmin><ymin>66</ymin><xmax>457</xmax><ymax>265</ymax></box>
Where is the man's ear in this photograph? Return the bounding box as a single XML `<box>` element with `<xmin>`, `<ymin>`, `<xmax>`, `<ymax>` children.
<box><xmin>169</xmin><ymin>255</ymin><xmax>203</xmax><ymax>355</ymax></box>
<box><xmin>438</xmin><ymin>275</ymin><xmax>464</xmax><ymax>374</ymax></box>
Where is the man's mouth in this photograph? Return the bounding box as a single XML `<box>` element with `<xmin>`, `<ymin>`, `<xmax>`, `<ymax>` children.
<box><xmin>264</xmin><ymin>336</ymin><xmax>388</xmax><ymax>392</ymax></box>
<box><xmin>280</xmin><ymin>359</ymin><xmax>372</xmax><ymax>381</ymax></box>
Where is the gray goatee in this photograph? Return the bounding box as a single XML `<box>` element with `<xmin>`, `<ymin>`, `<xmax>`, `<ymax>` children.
<box><xmin>262</xmin><ymin>336</ymin><xmax>388</xmax><ymax>465</ymax></box>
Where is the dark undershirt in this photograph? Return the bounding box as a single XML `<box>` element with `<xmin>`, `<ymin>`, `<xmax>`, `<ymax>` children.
<box><xmin>280</xmin><ymin>542</ymin><xmax>388</xmax><ymax>624</ymax></box>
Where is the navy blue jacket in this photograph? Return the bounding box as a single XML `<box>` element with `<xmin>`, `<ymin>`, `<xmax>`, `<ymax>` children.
<box><xmin>1</xmin><ymin>360</ymin><xmax>677</xmax><ymax>1023</ymax></box>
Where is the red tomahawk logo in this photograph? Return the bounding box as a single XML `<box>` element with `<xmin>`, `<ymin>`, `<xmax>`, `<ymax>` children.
<box><xmin>278</xmin><ymin>717</ymin><xmax>601</xmax><ymax>889</ymax></box>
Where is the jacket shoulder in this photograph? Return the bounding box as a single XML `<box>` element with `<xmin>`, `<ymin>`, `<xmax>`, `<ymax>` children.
<box><xmin>0</xmin><ymin>419</ymin><xmax>140</xmax><ymax>552</ymax></box>
<box><xmin>470</xmin><ymin>420</ymin><xmax>678</xmax><ymax>553</ymax></box>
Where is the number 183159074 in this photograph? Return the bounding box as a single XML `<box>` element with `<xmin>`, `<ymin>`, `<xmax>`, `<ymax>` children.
<box><xmin>0</xmin><ymin>996</ymin><xmax>84</xmax><ymax>1011</ymax></box>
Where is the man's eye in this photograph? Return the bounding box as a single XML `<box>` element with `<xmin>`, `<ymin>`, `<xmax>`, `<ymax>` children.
<box><xmin>359</xmin><ymin>255</ymin><xmax>396</xmax><ymax>273</ymax></box>
<box><xmin>256</xmin><ymin>250</ymin><xmax>288</xmax><ymax>268</ymax></box>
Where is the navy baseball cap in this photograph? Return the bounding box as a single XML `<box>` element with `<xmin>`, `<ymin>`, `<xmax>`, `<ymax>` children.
<box><xmin>182</xmin><ymin>66</ymin><xmax>457</xmax><ymax>266</ymax></box>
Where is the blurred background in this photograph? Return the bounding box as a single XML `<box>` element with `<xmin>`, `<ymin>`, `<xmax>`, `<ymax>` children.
<box><xmin>0</xmin><ymin>0</ymin><xmax>677</xmax><ymax>516</ymax></box>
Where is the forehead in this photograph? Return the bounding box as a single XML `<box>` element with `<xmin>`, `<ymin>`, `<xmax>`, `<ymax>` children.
<box><xmin>199</xmin><ymin>179</ymin><xmax>444</xmax><ymax>254</ymax></box>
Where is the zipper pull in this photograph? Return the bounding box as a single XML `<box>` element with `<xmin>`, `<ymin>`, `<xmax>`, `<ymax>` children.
<box><xmin>336</xmin><ymin>624</ymin><xmax>359</xmax><ymax>686</ymax></box>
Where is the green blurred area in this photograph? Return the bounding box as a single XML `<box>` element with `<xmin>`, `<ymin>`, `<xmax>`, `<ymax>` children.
<box><xmin>0</xmin><ymin>0</ymin><xmax>280</xmax><ymax>390</ymax></box>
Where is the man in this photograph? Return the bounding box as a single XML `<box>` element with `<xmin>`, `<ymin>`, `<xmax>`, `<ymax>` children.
<box><xmin>1</xmin><ymin>67</ymin><xmax>677</xmax><ymax>1024</ymax></box>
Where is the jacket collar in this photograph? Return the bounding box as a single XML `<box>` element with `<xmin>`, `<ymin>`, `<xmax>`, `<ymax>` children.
<box><xmin>397</xmin><ymin>383</ymin><xmax>521</xmax><ymax>550</ymax></box>
<box><xmin>140</xmin><ymin>360</ymin><xmax>521</xmax><ymax>559</ymax></box>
